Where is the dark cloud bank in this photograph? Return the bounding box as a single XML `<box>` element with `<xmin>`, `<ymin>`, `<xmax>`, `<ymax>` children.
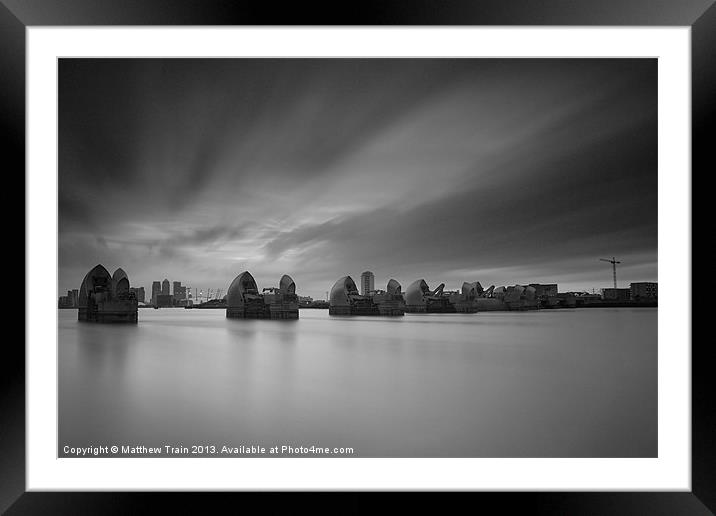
<box><xmin>59</xmin><ymin>59</ymin><xmax>657</xmax><ymax>299</ymax></box>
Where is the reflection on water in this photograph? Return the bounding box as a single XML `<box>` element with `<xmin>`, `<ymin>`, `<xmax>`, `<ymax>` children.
<box><xmin>58</xmin><ymin>308</ymin><xmax>657</xmax><ymax>457</ymax></box>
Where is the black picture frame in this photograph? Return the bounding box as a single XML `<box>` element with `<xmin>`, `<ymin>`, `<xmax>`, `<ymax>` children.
<box><xmin>4</xmin><ymin>1</ymin><xmax>709</xmax><ymax>513</ymax></box>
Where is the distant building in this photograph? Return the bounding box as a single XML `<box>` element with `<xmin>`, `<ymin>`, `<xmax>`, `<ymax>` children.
<box><xmin>63</xmin><ymin>289</ymin><xmax>79</xmax><ymax>308</ymax></box>
<box><xmin>630</xmin><ymin>282</ymin><xmax>657</xmax><ymax>300</ymax></box>
<box><xmin>577</xmin><ymin>293</ymin><xmax>602</xmax><ymax>301</ymax></box>
<box><xmin>61</xmin><ymin>289</ymin><xmax>79</xmax><ymax>307</ymax></box>
<box><xmin>529</xmin><ymin>284</ymin><xmax>558</xmax><ymax>298</ymax></box>
<box><xmin>151</xmin><ymin>281</ymin><xmax>161</xmax><ymax>305</ymax></box>
<box><xmin>130</xmin><ymin>286</ymin><xmax>145</xmax><ymax>303</ymax></box>
<box><xmin>298</xmin><ymin>295</ymin><xmax>313</xmax><ymax>307</ymax></box>
<box><xmin>173</xmin><ymin>281</ymin><xmax>187</xmax><ymax>303</ymax></box>
<box><xmin>162</xmin><ymin>279</ymin><xmax>170</xmax><ymax>296</ymax></box>
<box><xmin>602</xmin><ymin>288</ymin><xmax>631</xmax><ymax>301</ymax></box>
<box><xmin>59</xmin><ymin>289</ymin><xmax>80</xmax><ymax>308</ymax></box>
<box><xmin>360</xmin><ymin>271</ymin><xmax>375</xmax><ymax>296</ymax></box>
<box><xmin>156</xmin><ymin>294</ymin><xmax>174</xmax><ymax>308</ymax></box>
<box><xmin>573</xmin><ymin>292</ymin><xmax>602</xmax><ymax>306</ymax></box>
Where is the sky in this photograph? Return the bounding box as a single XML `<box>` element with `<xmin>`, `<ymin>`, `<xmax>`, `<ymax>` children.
<box><xmin>58</xmin><ymin>58</ymin><xmax>657</xmax><ymax>300</ymax></box>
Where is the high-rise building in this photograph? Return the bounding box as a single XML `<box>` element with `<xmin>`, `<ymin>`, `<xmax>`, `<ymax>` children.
<box><xmin>156</xmin><ymin>294</ymin><xmax>173</xmax><ymax>308</ymax></box>
<box><xmin>130</xmin><ymin>287</ymin><xmax>146</xmax><ymax>303</ymax></box>
<box><xmin>151</xmin><ymin>281</ymin><xmax>161</xmax><ymax>305</ymax></box>
<box><xmin>630</xmin><ymin>282</ymin><xmax>657</xmax><ymax>299</ymax></box>
<box><xmin>58</xmin><ymin>289</ymin><xmax>80</xmax><ymax>308</ymax></box>
<box><xmin>162</xmin><ymin>279</ymin><xmax>170</xmax><ymax>296</ymax></box>
<box><xmin>173</xmin><ymin>281</ymin><xmax>187</xmax><ymax>302</ymax></box>
<box><xmin>360</xmin><ymin>271</ymin><xmax>375</xmax><ymax>296</ymax></box>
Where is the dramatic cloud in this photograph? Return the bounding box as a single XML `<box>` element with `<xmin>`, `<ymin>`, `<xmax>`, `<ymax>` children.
<box><xmin>59</xmin><ymin>59</ymin><xmax>657</xmax><ymax>299</ymax></box>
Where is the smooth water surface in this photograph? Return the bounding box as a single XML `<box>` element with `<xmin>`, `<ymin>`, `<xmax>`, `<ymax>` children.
<box><xmin>58</xmin><ymin>308</ymin><xmax>657</xmax><ymax>457</ymax></box>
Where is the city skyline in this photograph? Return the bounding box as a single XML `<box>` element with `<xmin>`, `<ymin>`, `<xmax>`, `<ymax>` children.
<box><xmin>77</xmin><ymin>275</ymin><xmax>650</xmax><ymax>305</ymax></box>
<box><xmin>59</xmin><ymin>58</ymin><xmax>657</xmax><ymax>300</ymax></box>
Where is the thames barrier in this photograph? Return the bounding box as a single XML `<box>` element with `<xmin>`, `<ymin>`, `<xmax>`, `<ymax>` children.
<box><xmin>404</xmin><ymin>279</ymin><xmax>478</xmax><ymax>313</ymax></box>
<box><xmin>64</xmin><ymin>265</ymin><xmax>657</xmax><ymax>322</ymax></box>
<box><xmin>77</xmin><ymin>264</ymin><xmax>138</xmax><ymax>323</ymax></box>
<box><xmin>328</xmin><ymin>276</ymin><xmax>405</xmax><ymax>316</ymax></box>
<box><xmin>226</xmin><ymin>271</ymin><xmax>299</xmax><ymax>319</ymax></box>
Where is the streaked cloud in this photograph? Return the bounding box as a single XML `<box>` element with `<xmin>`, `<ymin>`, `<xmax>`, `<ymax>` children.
<box><xmin>59</xmin><ymin>58</ymin><xmax>657</xmax><ymax>298</ymax></box>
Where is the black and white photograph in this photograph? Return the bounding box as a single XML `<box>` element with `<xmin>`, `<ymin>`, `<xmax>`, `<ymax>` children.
<box><xmin>57</xmin><ymin>57</ymin><xmax>659</xmax><ymax>459</ymax></box>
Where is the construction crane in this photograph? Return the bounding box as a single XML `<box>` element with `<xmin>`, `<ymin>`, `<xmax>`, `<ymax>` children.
<box><xmin>599</xmin><ymin>256</ymin><xmax>621</xmax><ymax>289</ymax></box>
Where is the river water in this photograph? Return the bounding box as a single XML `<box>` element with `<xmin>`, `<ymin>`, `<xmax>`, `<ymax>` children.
<box><xmin>58</xmin><ymin>307</ymin><xmax>657</xmax><ymax>457</ymax></box>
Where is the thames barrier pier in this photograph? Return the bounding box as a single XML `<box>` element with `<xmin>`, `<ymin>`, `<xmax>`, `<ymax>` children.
<box><xmin>329</xmin><ymin>276</ymin><xmax>405</xmax><ymax>316</ymax></box>
<box><xmin>372</xmin><ymin>279</ymin><xmax>407</xmax><ymax>316</ymax></box>
<box><xmin>473</xmin><ymin>283</ymin><xmax>539</xmax><ymax>311</ymax></box>
<box><xmin>77</xmin><ymin>264</ymin><xmax>138</xmax><ymax>323</ymax></box>
<box><xmin>226</xmin><ymin>271</ymin><xmax>299</xmax><ymax>319</ymax></box>
<box><xmin>404</xmin><ymin>279</ymin><xmax>479</xmax><ymax>313</ymax></box>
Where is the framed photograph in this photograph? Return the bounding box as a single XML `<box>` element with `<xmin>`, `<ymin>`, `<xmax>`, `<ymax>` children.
<box><xmin>6</xmin><ymin>0</ymin><xmax>709</xmax><ymax>513</ymax></box>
